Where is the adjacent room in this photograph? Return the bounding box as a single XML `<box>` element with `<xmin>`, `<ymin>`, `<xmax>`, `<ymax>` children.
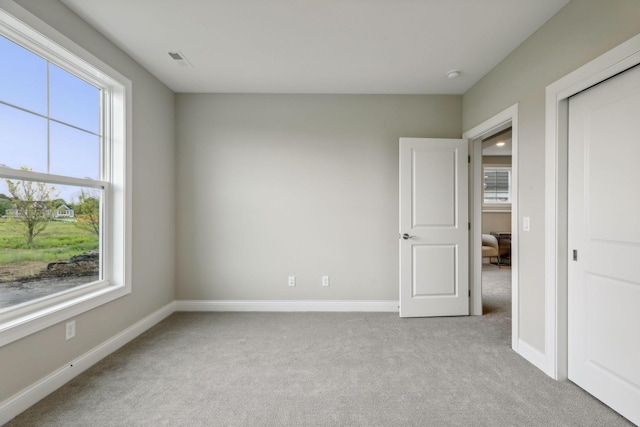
<box><xmin>1</xmin><ymin>0</ymin><xmax>639</xmax><ymax>425</ymax></box>
<box><xmin>480</xmin><ymin>127</ymin><xmax>512</xmax><ymax>320</ymax></box>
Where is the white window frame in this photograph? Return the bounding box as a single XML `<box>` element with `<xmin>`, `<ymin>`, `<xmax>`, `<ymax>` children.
<box><xmin>0</xmin><ymin>5</ymin><xmax>131</xmax><ymax>347</ymax></box>
<box><xmin>482</xmin><ymin>165</ymin><xmax>512</xmax><ymax>211</ymax></box>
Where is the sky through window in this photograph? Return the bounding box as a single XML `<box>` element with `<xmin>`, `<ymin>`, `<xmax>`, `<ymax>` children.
<box><xmin>0</xmin><ymin>35</ymin><xmax>100</xmax><ymax>203</ymax></box>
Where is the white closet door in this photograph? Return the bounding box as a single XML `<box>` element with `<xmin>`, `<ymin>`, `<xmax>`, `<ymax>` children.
<box><xmin>568</xmin><ymin>65</ymin><xmax>640</xmax><ymax>425</ymax></box>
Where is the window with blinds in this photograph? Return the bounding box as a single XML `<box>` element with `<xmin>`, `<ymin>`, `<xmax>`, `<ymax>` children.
<box><xmin>483</xmin><ymin>166</ymin><xmax>511</xmax><ymax>204</ymax></box>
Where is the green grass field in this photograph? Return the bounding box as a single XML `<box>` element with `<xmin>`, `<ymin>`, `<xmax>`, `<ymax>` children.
<box><xmin>0</xmin><ymin>219</ymin><xmax>99</xmax><ymax>280</ymax></box>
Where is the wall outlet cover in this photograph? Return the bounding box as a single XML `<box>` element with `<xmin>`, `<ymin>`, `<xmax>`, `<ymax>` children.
<box><xmin>65</xmin><ymin>320</ymin><xmax>76</xmax><ymax>340</ymax></box>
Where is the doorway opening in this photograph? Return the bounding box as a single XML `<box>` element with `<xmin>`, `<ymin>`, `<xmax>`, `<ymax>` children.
<box><xmin>463</xmin><ymin>103</ymin><xmax>519</xmax><ymax>352</ymax></box>
<box><xmin>480</xmin><ymin>128</ymin><xmax>512</xmax><ymax>317</ymax></box>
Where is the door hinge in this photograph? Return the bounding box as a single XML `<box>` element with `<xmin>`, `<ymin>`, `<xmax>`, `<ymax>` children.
<box><xmin>469</xmin><ymin>289</ymin><xmax>471</xmax><ymax>297</ymax></box>
<box><xmin>468</xmin><ymin>155</ymin><xmax>471</xmax><ymax>163</ymax></box>
<box><xmin>468</xmin><ymin>222</ymin><xmax>471</xmax><ymax>230</ymax></box>
<box><xmin>573</xmin><ymin>249</ymin><xmax>578</xmax><ymax>261</ymax></box>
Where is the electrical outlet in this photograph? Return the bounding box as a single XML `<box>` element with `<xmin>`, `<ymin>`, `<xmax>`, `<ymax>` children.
<box><xmin>322</xmin><ymin>276</ymin><xmax>330</xmax><ymax>287</ymax></box>
<box><xmin>65</xmin><ymin>320</ymin><xmax>76</xmax><ymax>340</ymax></box>
<box><xmin>288</xmin><ymin>276</ymin><xmax>296</xmax><ymax>287</ymax></box>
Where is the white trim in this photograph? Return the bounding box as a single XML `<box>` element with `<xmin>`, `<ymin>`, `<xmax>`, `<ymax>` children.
<box><xmin>175</xmin><ymin>300</ymin><xmax>400</xmax><ymax>312</ymax></box>
<box><xmin>0</xmin><ymin>167</ymin><xmax>106</xmax><ymax>189</ymax></box>
<box><xmin>1</xmin><ymin>284</ymin><xmax>127</xmax><ymax>347</ymax></box>
<box><xmin>462</xmin><ymin>104</ymin><xmax>519</xmax><ymax>351</ymax></box>
<box><xmin>544</xmin><ymin>33</ymin><xmax>640</xmax><ymax>380</ymax></box>
<box><xmin>0</xmin><ymin>302</ymin><xmax>174</xmax><ymax>426</ymax></box>
<box><xmin>517</xmin><ymin>338</ymin><xmax>547</xmax><ymax>372</ymax></box>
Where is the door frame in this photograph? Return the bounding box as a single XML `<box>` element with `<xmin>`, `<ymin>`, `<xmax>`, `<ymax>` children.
<box><xmin>463</xmin><ymin>105</ymin><xmax>519</xmax><ymax>351</ymax></box>
<box><xmin>544</xmin><ymin>33</ymin><xmax>640</xmax><ymax>380</ymax></box>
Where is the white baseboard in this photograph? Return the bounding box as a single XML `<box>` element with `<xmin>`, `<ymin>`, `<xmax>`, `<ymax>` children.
<box><xmin>516</xmin><ymin>338</ymin><xmax>547</xmax><ymax>372</ymax></box>
<box><xmin>175</xmin><ymin>300</ymin><xmax>400</xmax><ymax>313</ymax></box>
<box><xmin>0</xmin><ymin>302</ymin><xmax>175</xmax><ymax>426</ymax></box>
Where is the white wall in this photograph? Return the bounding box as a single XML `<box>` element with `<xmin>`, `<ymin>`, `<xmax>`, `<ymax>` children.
<box><xmin>176</xmin><ymin>94</ymin><xmax>461</xmax><ymax>301</ymax></box>
<box><xmin>463</xmin><ymin>0</ymin><xmax>640</xmax><ymax>352</ymax></box>
<box><xmin>0</xmin><ymin>0</ymin><xmax>176</xmax><ymax>403</ymax></box>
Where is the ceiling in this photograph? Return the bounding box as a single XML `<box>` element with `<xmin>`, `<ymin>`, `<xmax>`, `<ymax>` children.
<box><xmin>482</xmin><ymin>128</ymin><xmax>512</xmax><ymax>156</ymax></box>
<box><xmin>61</xmin><ymin>0</ymin><xmax>569</xmax><ymax>94</ymax></box>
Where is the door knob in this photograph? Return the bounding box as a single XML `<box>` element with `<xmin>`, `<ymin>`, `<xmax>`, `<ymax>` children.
<box><xmin>401</xmin><ymin>233</ymin><xmax>415</xmax><ymax>240</ymax></box>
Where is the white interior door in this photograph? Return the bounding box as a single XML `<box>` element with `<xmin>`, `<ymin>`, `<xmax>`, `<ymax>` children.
<box><xmin>399</xmin><ymin>138</ymin><xmax>468</xmax><ymax>317</ymax></box>
<box><xmin>568</xmin><ymin>65</ymin><xmax>640</xmax><ymax>425</ymax></box>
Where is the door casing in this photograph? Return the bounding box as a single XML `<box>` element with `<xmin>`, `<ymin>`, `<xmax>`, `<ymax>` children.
<box><xmin>463</xmin><ymin>105</ymin><xmax>519</xmax><ymax>354</ymax></box>
<box><xmin>545</xmin><ymin>33</ymin><xmax>640</xmax><ymax>380</ymax></box>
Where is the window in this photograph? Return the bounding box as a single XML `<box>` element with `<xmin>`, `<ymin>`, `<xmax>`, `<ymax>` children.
<box><xmin>0</xmin><ymin>8</ymin><xmax>131</xmax><ymax>346</ymax></box>
<box><xmin>483</xmin><ymin>166</ymin><xmax>511</xmax><ymax>208</ymax></box>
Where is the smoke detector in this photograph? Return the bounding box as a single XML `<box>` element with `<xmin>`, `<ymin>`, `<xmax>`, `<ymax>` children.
<box><xmin>446</xmin><ymin>69</ymin><xmax>461</xmax><ymax>79</ymax></box>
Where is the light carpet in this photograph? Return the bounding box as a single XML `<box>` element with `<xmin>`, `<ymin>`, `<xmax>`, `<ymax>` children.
<box><xmin>6</xmin><ymin>267</ymin><xmax>632</xmax><ymax>426</ymax></box>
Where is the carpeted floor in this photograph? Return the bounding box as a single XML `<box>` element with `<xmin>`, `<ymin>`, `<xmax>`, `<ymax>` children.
<box><xmin>6</xmin><ymin>266</ymin><xmax>632</xmax><ymax>426</ymax></box>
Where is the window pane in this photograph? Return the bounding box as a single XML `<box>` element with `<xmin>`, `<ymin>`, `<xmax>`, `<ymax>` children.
<box><xmin>0</xmin><ymin>103</ymin><xmax>47</xmax><ymax>172</ymax></box>
<box><xmin>484</xmin><ymin>168</ymin><xmax>511</xmax><ymax>204</ymax></box>
<box><xmin>0</xmin><ymin>181</ymin><xmax>101</xmax><ymax>309</ymax></box>
<box><xmin>0</xmin><ymin>35</ymin><xmax>47</xmax><ymax>115</ymax></box>
<box><xmin>50</xmin><ymin>122</ymin><xmax>100</xmax><ymax>180</ymax></box>
<box><xmin>49</xmin><ymin>64</ymin><xmax>100</xmax><ymax>134</ymax></box>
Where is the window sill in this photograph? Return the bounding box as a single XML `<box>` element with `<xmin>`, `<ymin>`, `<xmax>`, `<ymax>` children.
<box><xmin>482</xmin><ymin>208</ymin><xmax>512</xmax><ymax>213</ymax></box>
<box><xmin>0</xmin><ymin>281</ymin><xmax>130</xmax><ymax>348</ymax></box>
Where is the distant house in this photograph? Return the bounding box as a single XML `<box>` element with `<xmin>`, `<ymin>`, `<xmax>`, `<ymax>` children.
<box><xmin>3</xmin><ymin>204</ymin><xmax>74</xmax><ymax>219</ymax></box>
<box><xmin>53</xmin><ymin>205</ymin><xmax>74</xmax><ymax>219</ymax></box>
<box><xmin>4</xmin><ymin>206</ymin><xmax>19</xmax><ymax>218</ymax></box>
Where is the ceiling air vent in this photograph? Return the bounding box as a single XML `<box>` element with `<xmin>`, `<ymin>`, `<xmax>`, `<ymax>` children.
<box><xmin>168</xmin><ymin>51</ymin><xmax>192</xmax><ymax>67</ymax></box>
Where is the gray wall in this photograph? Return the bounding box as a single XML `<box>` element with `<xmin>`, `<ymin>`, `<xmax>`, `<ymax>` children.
<box><xmin>0</xmin><ymin>0</ymin><xmax>176</xmax><ymax>402</ymax></box>
<box><xmin>463</xmin><ymin>0</ymin><xmax>640</xmax><ymax>352</ymax></box>
<box><xmin>482</xmin><ymin>213</ymin><xmax>510</xmax><ymax>235</ymax></box>
<box><xmin>6</xmin><ymin>0</ymin><xmax>640</xmax><ymax>409</ymax></box>
<box><xmin>482</xmin><ymin>156</ymin><xmax>511</xmax><ymax>166</ymax></box>
<box><xmin>176</xmin><ymin>94</ymin><xmax>461</xmax><ymax>301</ymax></box>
